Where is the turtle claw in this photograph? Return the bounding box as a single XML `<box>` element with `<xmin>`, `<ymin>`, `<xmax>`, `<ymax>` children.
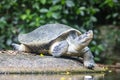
<box><xmin>84</xmin><ymin>61</ymin><xmax>95</xmax><ymax>69</ymax></box>
<box><xmin>87</xmin><ymin>64</ymin><xmax>94</xmax><ymax>69</ymax></box>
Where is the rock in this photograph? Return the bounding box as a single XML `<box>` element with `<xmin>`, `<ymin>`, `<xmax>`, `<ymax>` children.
<box><xmin>0</xmin><ymin>50</ymin><xmax>107</xmax><ymax>74</ymax></box>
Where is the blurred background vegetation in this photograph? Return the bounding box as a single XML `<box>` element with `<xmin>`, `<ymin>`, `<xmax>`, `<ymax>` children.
<box><xmin>0</xmin><ymin>0</ymin><xmax>120</xmax><ymax>64</ymax></box>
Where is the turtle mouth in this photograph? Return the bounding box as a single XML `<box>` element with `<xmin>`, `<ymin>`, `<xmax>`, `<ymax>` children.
<box><xmin>83</xmin><ymin>38</ymin><xmax>92</xmax><ymax>43</ymax></box>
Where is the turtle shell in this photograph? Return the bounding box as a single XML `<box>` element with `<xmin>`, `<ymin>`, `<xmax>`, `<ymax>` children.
<box><xmin>18</xmin><ymin>23</ymin><xmax>81</xmax><ymax>46</ymax></box>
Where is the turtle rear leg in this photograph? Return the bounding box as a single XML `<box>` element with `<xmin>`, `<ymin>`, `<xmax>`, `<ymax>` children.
<box><xmin>50</xmin><ymin>41</ymin><xmax>68</xmax><ymax>57</ymax></box>
<box><xmin>11</xmin><ymin>43</ymin><xmax>31</xmax><ymax>52</ymax></box>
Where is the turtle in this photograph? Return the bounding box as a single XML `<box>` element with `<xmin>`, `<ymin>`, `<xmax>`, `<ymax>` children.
<box><xmin>12</xmin><ymin>23</ymin><xmax>95</xmax><ymax>69</ymax></box>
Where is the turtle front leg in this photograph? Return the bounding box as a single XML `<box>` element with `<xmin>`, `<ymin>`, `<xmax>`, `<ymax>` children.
<box><xmin>82</xmin><ymin>47</ymin><xmax>95</xmax><ymax>69</ymax></box>
<box><xmin>49</xmin><ymin>41</ymin><xmax>68</xmax><ymax>57</ymax></box>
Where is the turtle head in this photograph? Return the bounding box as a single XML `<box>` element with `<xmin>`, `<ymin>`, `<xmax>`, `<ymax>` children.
<box><xmin>75</xmin><ymin>30</ymin><xmax>93</xmax><ymax>50</ymax></box>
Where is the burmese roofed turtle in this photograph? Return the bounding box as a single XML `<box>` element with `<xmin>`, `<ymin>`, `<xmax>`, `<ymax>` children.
<box><xmin>12</xmin><ymin>23</ymin><xmax>95</xmax><ymax>69</ymax></box>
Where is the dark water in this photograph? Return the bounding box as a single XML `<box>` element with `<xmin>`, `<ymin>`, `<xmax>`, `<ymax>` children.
<box><xmin>0</xmin><ymin>72</ymin><xmax>120</xmax><ymax>80</ymax></box>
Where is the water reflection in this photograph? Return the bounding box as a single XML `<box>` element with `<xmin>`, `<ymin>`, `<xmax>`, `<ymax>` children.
<box><xmin>0</xmin><ymin>74</ymin><xmax>105</xmax><ymax>80</ymax></box>
<box><xmin>84</xmin><ymin>75</ymin><xmax>93</xmax><ymax>80</ymax></box>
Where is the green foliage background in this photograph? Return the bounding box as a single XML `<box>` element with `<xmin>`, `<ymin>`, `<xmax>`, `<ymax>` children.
<box><xmin>0</xmin><ymin>0</ymin><xmax>120</xmax><ymax>63</ymax></box>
